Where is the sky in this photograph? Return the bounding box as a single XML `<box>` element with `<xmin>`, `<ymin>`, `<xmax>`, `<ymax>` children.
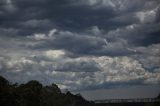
<box><xmin>0</xmin><ymin>0</ymin><xmax>160</xmax><ymax>100</ymax></box>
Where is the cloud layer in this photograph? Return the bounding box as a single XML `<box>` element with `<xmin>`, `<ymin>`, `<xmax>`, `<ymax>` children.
<box><xmin>0</xmin><ymin>0</ymin><xmax>160</xmax><ymax>92</ymax></box>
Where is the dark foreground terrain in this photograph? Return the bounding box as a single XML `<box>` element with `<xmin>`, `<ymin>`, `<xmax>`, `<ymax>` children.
<box><xmin>0</xmin><ymin>76</ymin><xmax>94</xmax><ymax>106</ymax></box>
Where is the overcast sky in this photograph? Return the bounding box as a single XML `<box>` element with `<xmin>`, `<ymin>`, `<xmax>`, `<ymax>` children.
<box><xmin>0</xmin><ymin>0</ymin><xmax>160</xmax><ymax>100</ymax></box>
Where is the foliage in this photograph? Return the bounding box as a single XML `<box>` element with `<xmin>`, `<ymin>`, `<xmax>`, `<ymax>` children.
<box><xmin>0</xmin><ymin>76</ymin><xmax>94</xmax><ymax>106</ymax></box>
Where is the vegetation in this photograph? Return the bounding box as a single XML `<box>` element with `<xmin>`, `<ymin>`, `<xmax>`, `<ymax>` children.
<box><xmin>0</xmin><ymin>76</ymin><xmax>94</xmax><ymax>106</ymax></box>
<box><xmin>0</xmin><ymin>75</ymin><xmax>159</xmax><ymax>106</ymax></box>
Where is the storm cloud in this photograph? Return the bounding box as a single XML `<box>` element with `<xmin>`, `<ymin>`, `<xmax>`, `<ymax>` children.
<box><xmin>0</xmin><ymin>0</ymin><xmax>160</xmax><ymax>96</ymax></box>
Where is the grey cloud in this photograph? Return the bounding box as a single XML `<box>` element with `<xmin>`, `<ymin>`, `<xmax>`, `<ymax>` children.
<box><xmin>0</xmin><ymin>0</ymin><xmax>114</xmax><ymax>35</ymax></box>
<box><xmin>0</xmin><ymin>0</ymin><xmax>159</xmax><ymax>36</ymax></box>
<box><xmin>27</xmin><ymin>22</ymin><xmax>160</xmax><ymax>57</ymax></box>
<box><xmin>0</xmin><ymin>28</ymin><xmax>19</xmax><ymax>36</ymax></box>
<box><xmin>1</xmin><ymin>52</ymin><xmax>160</xmax><ymax>91</ymax></box>
<box><xmin>0</xmin><ymin>0</ymin><xmax>160</xmax><ymax>93</ymax></box>
<box><xmin>0</xmin><ymin>0</ymin><xmax>17</xmax><ymax>13</ymax></box>
<box><xmin>133</xmin><ymin>44</ymin><xmax>160</xmax><ymax>72</ymax></box>
<box><xmin>72</xmin><ymin>0</ymin><xmax>144</xmax><ymax>11</ymax></box>
<box><xmin>55</xmin><ymin>58</ymin><xmax>101</xmax><ymax>72</ymax></box>
<box><xmin>20</xmin><ymin>19</ymin><xmax>52</xmax><ymax>28</ymax></box>
<box><xmin>27</xmin><ymin>29</ymin><xmax>106</xmax><ymax>55</ymax></box>
<box><xmin>27</xmin><ymin>28</ymin><xmax>138</xmax><ymax>56</ymax></box>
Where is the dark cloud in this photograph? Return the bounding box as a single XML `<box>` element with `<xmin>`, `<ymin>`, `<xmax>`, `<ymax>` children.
<box><xmin>0</xmin><ymin>0</ymin><xmax>160</xmax><ymax>35</ymax></box>
<box><xmin>0</xmin><ymin>0</ymin><xmax>160</xmax><ymax>96</ymax></box>
<box><xmin>0</xmin><ymin>0</ymin><xmax>118</xmax><ymax>35</ymax></box>
<box><xmin>55</xmin><ymin>59</ymin><xmax>101</xmax><ymax>72</ymax></box>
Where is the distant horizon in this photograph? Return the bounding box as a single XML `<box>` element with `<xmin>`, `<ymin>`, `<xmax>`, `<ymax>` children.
<box><xmin>75</xmin><ymin>85</ymin><xmax>160</xmax><ymax>100</ymax></box>
<box><xmin>1</xmin><ymin>75</ymin><xmax>160</xmax><ymax>100</ymax></box>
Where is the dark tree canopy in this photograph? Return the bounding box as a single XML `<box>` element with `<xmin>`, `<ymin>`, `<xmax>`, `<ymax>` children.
<box><xmin>0</xmin><ymin>76</ymin><xmax>94</xmax><ymax>106</ymax></box>
<box><xmin>0</xmin><ymin>76</ymin><xmax>9</xmax><ymax>90</ymax></box>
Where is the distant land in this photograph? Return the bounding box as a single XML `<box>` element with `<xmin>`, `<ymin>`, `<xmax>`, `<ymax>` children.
<box><xmin>95</xmin><ymin>98</ymin><xmax>160</xmax><ymax>103</ymax></box>
<box><xmin>95</xmin><ymin>102</ymin><xmax>160</xmax><ymax>106</ymax></box>
<box><xmin>95</xmin><ymin>97</ymin><xmax>160</xmax><ymax>106</ymax></box>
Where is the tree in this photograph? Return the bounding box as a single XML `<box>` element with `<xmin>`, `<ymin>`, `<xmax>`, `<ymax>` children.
<box><xmin>0</xmin><ymin>76</ymin><xmax>9</xmax><ymax>91</ymax></box>
<box><xmin>157</xmin><ymin>94</ymin><xmax>160</xmax><ymax>99</ymax></box>
<box><xmin>0</xmin><ymin>75</ymin><xmax>94</xmax><ymax>106</ymax></box>
<box><xmin>16</xmin><ymin>80</ymin><xmax>43</xmax><ymax>106</ymax></box>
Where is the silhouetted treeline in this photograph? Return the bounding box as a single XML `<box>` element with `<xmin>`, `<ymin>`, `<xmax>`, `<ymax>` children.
<box><xmin>0</xmin><ymin>76</ymin><xmax>94</xmax><ymax>106</ymax></box>
<box><xmin>1</xmin><ymin>75</ymin><xmax>160</xmax><ymax>106</ymax></box>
